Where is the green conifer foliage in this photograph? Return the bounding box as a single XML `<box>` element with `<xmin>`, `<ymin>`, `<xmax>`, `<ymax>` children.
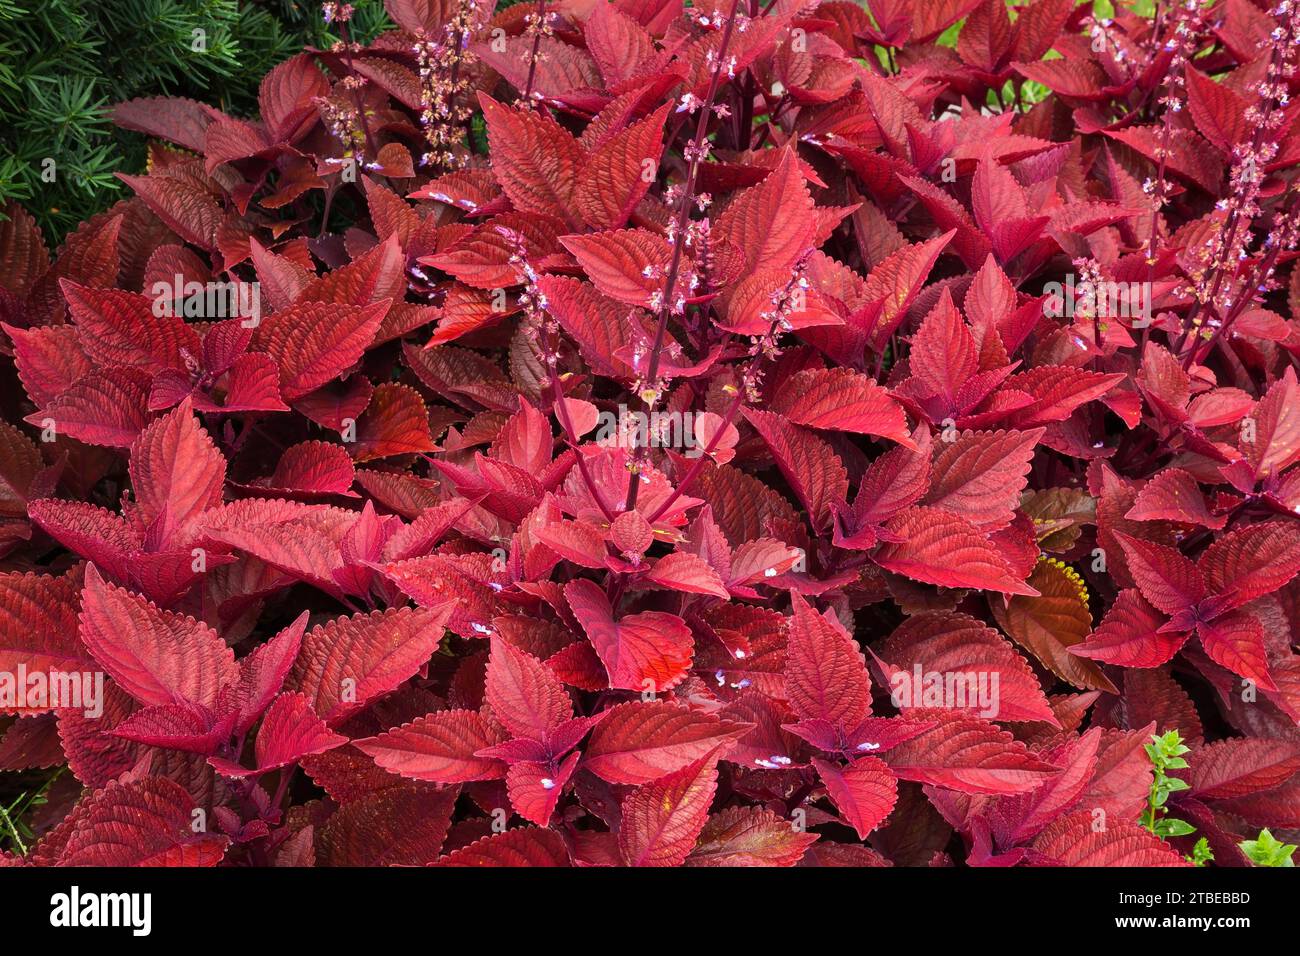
<box><xmin>0</xmin><ymin>0</ymin><xmax>390</xmax><ymax>242</ymax></box>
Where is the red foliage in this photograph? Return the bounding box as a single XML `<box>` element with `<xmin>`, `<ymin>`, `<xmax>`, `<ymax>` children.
<box><xmin>2</xmin><ymin>0</ymin><xmax>1300</xmax><ymax>868</ymax></box>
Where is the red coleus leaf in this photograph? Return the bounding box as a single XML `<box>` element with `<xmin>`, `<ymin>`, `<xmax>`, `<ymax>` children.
<box><xmin>434</xmin><ymin>827</ymin><xmax>571</xmax><ymax>867</ymax></box>
<box><xmin>249</xmin><ymin>237</ymin><xmax>311</xmax><ymax>308</ymax></box>
<box><xmin>0</xmin><ymin>713</ymin><xmax>64</xmax><ymax>770</ymax></box>
<box><xmin>1029</xmin><ymin>811</ymin><xmax>1187</xmax><ymax>866</ymax></box>
<box><xmin>25</xmin><ymin>366</ymin><xmax>153</xmax><ymax>448</ymax></box>
<box><xmin>1239</xmin><ymin>367</ymin><xmax>1300</xmax><ymax>481</ymax></box>
<box><xmin>971</xmin><ymin>156</ymin><xmax>1047</xmax><ymax>263</ymax></box>
<box><xmin>923</xmin><ymin>429</ymin><xmax>1042</xmax><ymax>533</ymax></box>
<box><xmin>199</xmin><ymin>499</ymin><xmax>348</xmax><ymax>585</ymax></box>
<box><xmin>1125</xmin><ymin>468</ymin><xmax>1225</xmax><ymax>529</ymax></box>
<box><xmin>535</xmin><ymin>518</ymin><xmax>609</xmax><ymax>569</ymax></box>
<box><xmin>1071</xmin><ymin>589</ymin><xmax>1184</xmax><ymax>668</ymax></box>
<box><xmin>1184</xmin><ymin>737</ymin><xmax>1300</xmax><ymax>800</ymax></box>
<box><xmin>48</xmin><ymin>777</ymin><xmax>229</xmax><ymax>866</ymax></box>
<box><xmin>26</xmin><ymin>501</ymin><xmax>138</xmax><ymax>586</ymax></box>
<box><xmin>881</xmin><ymin>713</ymin><xmax>1060</xmax><ymax>794</ymax></box>
<box><xmin>715</xmin><ymin>150</ymin><xmax>817</xmax><ymax>276</ymax></box>
<box><xmin>258</xmin><ymin>441</ymin><xmax>358</xmax><ymax>497</ymax></box>
<box><xmin>861</xmin><ymin>232</ymin><xmax>955</xmax><ymax>348</ymax></box>
<box><xmin>350</xmin><ymin>383</ymin><xmax>437</xmax><ymax>462</ymax></box>
<box><xmin>315</xmin><ymin>783</ymin><xmax>458</xmax><ymax>867</ymax></box>
<box><xmin>686</xmin><ymin>806</ymin><xmax>818</xmax><ymax>867</ymax></box>
<box><xmin>576</xmin><ymin>103</ymin><xmax>671</xmax><ymax>230</ymax></box>
<box><xmin>117</xmin><ymin>173</ymin><xmax>224</xmax><ymax>251</ymax></box>
<box><xmin>1012</xmin><ymin>57</ymin><xmax>1107</xmax><ymax>101</ymax></box>
<box><xmin>1115</xmin><ymin>522</ymin><xmax>1300</xmax><ymax>687</ymax></box>
<box><xmin>354</xmin><ymin>710</ymin><xmax>506</xmax><ymax>784</ymax></box>
<box><xmin>111</xmin><ymin>699</ymin><xmax>234</xmax><ymax>754</ymax></box>
<box><xmin>226</xmin><ymin>612</ymin><xmax>308</xmax><ymax>737</ymax></box>
<box><xmin>583</xmin><ymin>2</ymin><xmax>659</xmax><ymax>88</ymax></box>
<box><xmin>286</xmin><ymin>604</ymin><xmax>455</xmax><ymax>726</ymax></box>
<box><xmin>958</xmin><ymin>0</ymin><xmax>1014</xmax><ymax>72</ymax></box>
<box><xmin>1114</xmin><ymin>532</ymin><xmax>1206</xmax><ymax>617</ymax></box>
<box><xmin>0</xmin><ymin>202</ymin><xmax>48</xmax><ymax>298</ymax></box>
<box><xmin>874</xmin><ymin>507</ymin><xmax>1038</xmax><ymax>596</ymax></box>
<box><xmin>0</xmin><ymin>568</ymin><xmax>91</xmax><ymax>679</ymax></box>
<box><xmin>813</xmin><ymin>755</ymin><xmax>899</xmax><ymax>840</ymax></box>
<box><xmin>618</xmin><ymin>751</ymin><xmax>721</xmax><ymax>867</ymax></box>
<box><xmin>304</xmin><ymin>232</ymin><xmax>405</xmax><ymax>304</ymax></box>
<box><xmin>423</xmin><ymin>215</ymin><xmax>561</xmax><ymax>290</ymax></box>
<box><xmin>643</xmin><ymin>551</ymin><xmax>729</xmax><ymax>597</ymax></box>
<box><xmin>1184</xmin><ymin>66</ymin><xmax>1252</xmax><ymax>155</ymax></box>
<box><xmin>479</xmin><ymin>93</ymin><xmax>583</xmax><ymax>230</ymax></box>
<box><xmin>560</xmin><ymin>228</ymin><xmax>674</xmax><ymax>306</ymax></box>
<box><xmin>680</xmin><ymin>7</ymin><xmax>795</xmax><ymax>97</ymax></box>
<box><xmin>905</xmin><ymin>289</ymin><xmax>981</xmax><ymax>407</ymax></box>
<box><xmin>784</xmin><ymin>592</ymin><xmax>872</xmax><ymax>731</ymax></box>
<box><xmin>987</xmin><ymin>728</ymin><xmax>1103</xmax><ymax>849</ymax></box>
<box><xmin>565</xmin><ymin>578</ymin><xmax>693</xmax><ymax>693</ymax></box>
<box><xmin>1197</xmin><ymin>611</ymin><xmax>1274</xmax><ymax>692</ymax></box>
<box><xmin>62</xmin><ymin>280</ymin><xmax>201</xmax><ymax>373</ymax></box>
<box><xmin>259</xmin><ymin>53</ymin><xmax>329</xmax><ymax>144</ymax></box>
<box><xmin>4</xmin><ymin>323</ymin><xmax>92</xmax><ymax>409</ymax></box>
<box><xmin>872</xmin><ymin>611</ymin><xmax>1057</xmax><ymax>724</ymax></box>
<box><xmin>535</xmin><ymin>275</ymin><xmax>639</xmax><ymax>378</ymax></box>
<box><xmin>999</xmin><ymin>367</ymin><xmax>1125</xmax><ymax>429</ymax></box>
<box><xmin>502</xmin><ymin>749</ymin><xmax>580</xmax><ymax>826</ymax></box>
<box><xmin>582</xmin><ymin>700</ymin><xmax>752</xmax><ymax>785</ymax></box>
<box><xmin>209</xmin><ymin>691</ymin><xmax>346</xmax><ymax>777</ymax></box>
<box><xmin>252</xmin><ymin>300</ymin><xmax>389</xmax><ymax>402</ymax></box>
<box><xmin>833</xmin><ymin>426</ymin><xmax>931</xmax><ymax>549</ymax></box>
<box><xmin>741</xmin><ymin>408</ymin><xmax>848</xmax><ymax>533</ymax></box>
<box><xmin>79</xmin><ymin>565</ymin><xmax>238</xmax><ymax>709</ymax></box>
<box><xmin>127</xmin><ymin>398</ymin><xmax>226</xmax><ymax>550</ymax></box>
<box><xmin>486</xmin><ymin>635</ymin><xmax>573</xmax><ymax>741</ymax></box>
<box><xmin>768</xmin><ymin>368</ymin><xmax>913</xmax><ymax>444</ymax></box>
<box><xmin>1081</xmin><ymin>727</ymin><xmax>1158</xmax><ymax>826</ymax></box>
<box><xmin>1199</xmin><ymin>521</ymin><xmax>1300</xmax><ymax>613</ymax></box>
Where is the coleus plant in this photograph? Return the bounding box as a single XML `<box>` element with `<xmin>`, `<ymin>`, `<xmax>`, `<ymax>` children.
<box><xmin>1</xmin><ymin>0</ymin><xmax>1300</xmax><ymax>869</ymax></box>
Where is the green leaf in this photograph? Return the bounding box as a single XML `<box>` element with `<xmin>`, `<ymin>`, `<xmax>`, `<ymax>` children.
<box><xmin>1186</xmin><ymin>837</ymin><xmax>1214</xmax><ymax>866</ymax></box>
<box><xmin>1240</xmin><ymin>829</ymin><xmax>1298</xmax><ymax>867</ymax></box>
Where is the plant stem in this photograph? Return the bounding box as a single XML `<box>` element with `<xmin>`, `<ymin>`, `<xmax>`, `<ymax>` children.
<box><xmin>339</xmin><ymin>19</ymin><xmax>379</xmax><ymax>159</ymax></box>
<box><xmin>1141</xmin><ymin>2</ymin><xmax>1180</xmax><ymax>360</ymax></box>
<box><xmin>646</xmin><ymin>267</ymin><xmax>806</xmax><ymax>524</ymax></box>
<box><xmin>542</xmin><ymin>322</ymin><xmax>617</xmax><ymax>521</ymax></box>
<box><xmin>1173</xmin><ymin>32</ymin><xmax>1290</xmax><ymax>367</ymax></box>
<box><xmin>624</xmin><ymin>0</ymin><xmax>744</xmax><ymax>516</ymax></box>
<box><xmin>1184</xmin><ymin>194</ymin><xmax>1297</xmax><ymax>368</ymax></box>
<box><xmin>272</xmin><ymin>767</ymin><xmax>295</xmax><ymax>811</ymax></box>
<box><xmin>646</xmin><ymin>387</ymin><xmax>745</xmax><ymax>524</ymax></box>
<box><xmin>0</xmin><ymin>797</ymin><xmax>27</xmax><ymax>855</ymax></box>
<box><xmin>522</xmin><ymin>0</ymin><xmax>548</xmax><ymax>106</ymax></box>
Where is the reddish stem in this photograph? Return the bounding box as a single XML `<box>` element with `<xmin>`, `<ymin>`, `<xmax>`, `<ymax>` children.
<box><xmin>543</xmin><ymin>323</ymin><xmax>618</xmax><ymax>521</ymax></box>
<box><xmin>522</xmin><ymin>0</ymin><xmax>548</xmax><ymax>106</ymax></box>
<box><xmin>1184</xmin><ymin>190</ymin><xmax>1299</xmax><ymax>368</ymax></box>
<box><xmin>1141</xmin><ymin>3</ymin><xmax>1181</xmax><ymax>360</ymax></box>
<box><xmin>1173</xmin><ymin>38</ymin><xmax>1289</xmax><ymax>367</ymax></box>
<box><xmin>624</xmin><ymin>0</ymin><xmax>744</xmax><ymax>515</ymax></box>
<box><xmin>646</xmin><ymin>386</ymin><xmax>746</xmax><ymax>525</ymax></box>
<box><xmin>647</xmin><ymin>268</ymin><xmax>807</xmax><ymax>524</ymax></box>
<box><xmin>339</xmin><ymin>19</ymin><xmax>379</xmax><ymax>159</ymax></box>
